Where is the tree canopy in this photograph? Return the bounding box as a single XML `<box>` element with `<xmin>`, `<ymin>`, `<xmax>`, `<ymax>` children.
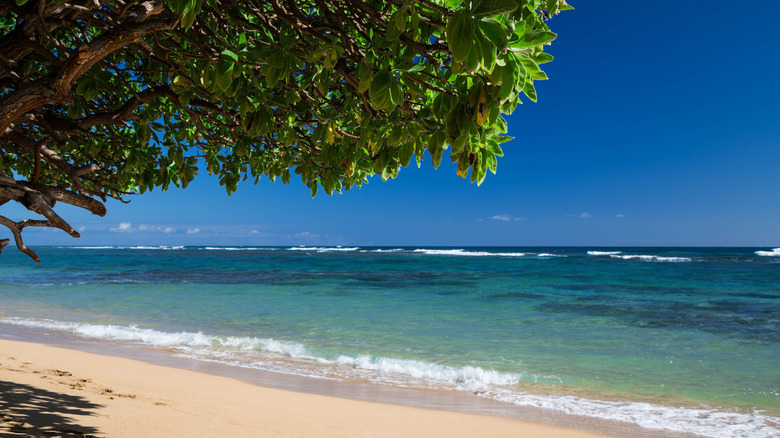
<box><xmin>0</xmin><ymin>0</ymin><xmax>569</xmax><ymax>262</ymax></box>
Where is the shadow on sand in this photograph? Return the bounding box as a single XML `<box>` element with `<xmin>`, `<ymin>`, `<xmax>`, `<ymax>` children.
<box><xmin>0</xmin><ymin>380</ymin><xmax>103</xmax><ymax>437</ymax></box>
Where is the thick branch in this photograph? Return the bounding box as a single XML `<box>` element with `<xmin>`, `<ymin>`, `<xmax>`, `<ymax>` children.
<box><xmin>44</xmin><ymin>85</ymin><xmax>176</xmax><ymax>131</ymax></box>
<box><xmin>0</xmin><ymin>13</ymin><xmax>176</xmax><ymax>135</ymax></box>
<box><xmin>0</xmin><ymin>215</ymin><xmax>41</xmax><ymax>262</ymax></box>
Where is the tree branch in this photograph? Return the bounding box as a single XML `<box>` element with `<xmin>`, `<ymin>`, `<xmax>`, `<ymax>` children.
<box><xmin>0</xmin><ymin>13</ymin><xmax>176</xmax><ymax>135</ymax></box>
<box><xmin>0</xmin><ymin>215</ymin><xmax>41</xmax><ymax>263</ymax></box>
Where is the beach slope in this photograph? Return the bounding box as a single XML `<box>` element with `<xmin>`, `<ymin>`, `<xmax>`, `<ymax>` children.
<box><xmin>0</xmin><ymin>339</ymin><xmax>609</xmax><ymax>437</ymax></box>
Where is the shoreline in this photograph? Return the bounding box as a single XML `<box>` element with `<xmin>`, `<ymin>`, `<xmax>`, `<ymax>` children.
<box><xmin>0</xmin><ymin>335</ymin><xmax>700</xmax><ymax>438</ymax></box>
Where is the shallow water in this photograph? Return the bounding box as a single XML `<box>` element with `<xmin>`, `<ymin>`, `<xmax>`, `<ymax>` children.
<box><xmin>1</xmin><ymin>246</ymin><xmax>778</xmax><ymax>437</ymax></box>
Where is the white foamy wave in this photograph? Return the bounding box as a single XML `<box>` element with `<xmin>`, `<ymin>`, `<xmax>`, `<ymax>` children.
<box><xmin>329</xmin><ymin>355</ymin><xmax>520</xmax><ymax>389</ymax></box>
<box><xmin>414</xmin><ymin>249</ymin><xmax>527</xmax><ymax>257</ymax></box>
<box><xmin>288</xmin><ymin>246</ymin><xmax>360</xmax><ymax>252</ymax></box>
<box><xmin>55</xmin><ymin>246</ymin><xmax>185</xmax><ymax>250</ymax></box>
<box><xmin>486</xmin><ymin>388</ymin><xmax>777</xmax><ymax>438</ymax></box>
<box><xmin>2</xmin><ymin>317</ymin><xmax>776</xmax><ymax>437</ymax></box>
<box><xmin>0</xmin><ymin>318</ymin><xmax>309</xmax><ymax>359</ymax></box>
<box><xmin>1</xmin><ymin>318</ymin><xmax>521</xmax><ymax>390</ymax></box>
<box><xmin>57</xmin><ymin>246</ymin><xmax>118</xmax><ymax>249</ymax></box>
<box><xmin>610</xmin><ymin>255</ymin><xmax>691</xmax><ymax>263</ymax></box>
<box><xmin>755</xmin><ymin>248</ymin><xmax>780</xmax><ymax>257</ymax></box>
<box><xmin>537</xmin><ymin>253</ymin><xmax>566</xmax><ymax>258</ymax></box>
<box><xmin>369</xmin><ymin>249</ymin><xmax>405</xmax><ymax>253</ymax></box>
<box><xmin>203</xmin><ymin>247</ymin><xmax>266</xmax><ymax>251</ymax></box>
<box><xmin>587</xmin><ymin>251</ymin><xmax>622</xmax><ymax>256</ymax></box>
<box><xmin>127</xmin><ymin>246</ymin><xmax>185</xmax><ymax>250</ymax></box>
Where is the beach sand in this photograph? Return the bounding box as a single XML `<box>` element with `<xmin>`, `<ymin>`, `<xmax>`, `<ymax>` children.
<box><xmin>0</xmin><ymin>339</ymin><xmax>615</xmax><ymax>438</ymax></box>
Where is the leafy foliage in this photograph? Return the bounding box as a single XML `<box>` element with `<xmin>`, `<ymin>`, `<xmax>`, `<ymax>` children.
<box><xmin>0</xmin><ymin>0</ymin><xmax>569</xmax><ymax>261</ymax></box>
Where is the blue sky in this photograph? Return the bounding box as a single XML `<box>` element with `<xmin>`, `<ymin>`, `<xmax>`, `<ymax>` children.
<box><xmin>9</xmin><ymin>0</ymin><xmax>780</xmax><ymax>247</ymax></box>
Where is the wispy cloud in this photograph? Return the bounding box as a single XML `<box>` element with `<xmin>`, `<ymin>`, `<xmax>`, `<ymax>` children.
<box><xmin>615</xmin><ymin>214</ymin><xmax>625</xmax><ymax>218</ymax></box>
<box><xmin>110</xmin><ymin>222</ymin><xmax>134</xmax><ymax>233</ymax></box>
<box><xmin>580</xmin><ymin>212</ymin><xmax>593</xmax><ymax>218</ymax></box>
<box><xmin>294</xmin><ymin>231</ymin><xmax>320</xmax><ymax>238</ymax></box>
<box><xmin>109</xmin><ymin>223</ymin><xmax>186</xmax><ymax>234</ymax></box>
<box><xmin>186</xmin><ymin>228</ymin><xmax>200</xmax><ymax>234</ymax></box>
<box><xmin>489</xmin><ymin>215</ymin><xmax>525</xmax><ymax>222</ymax></box>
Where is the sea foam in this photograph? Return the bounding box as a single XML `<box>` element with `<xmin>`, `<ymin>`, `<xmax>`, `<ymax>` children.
<box><xmin>203</xmin><ymin>247</ymin><xmax>267</xmax><ymax>251</ymax></box>
<box><xmin>755</xmin><ymin>248</ymin><xmax>780</xmax><ymax>256</ymax></box>
<box><xmin>0</xmin><ymin>318</ymin><xmax>520</xmax><ymax>389</ymax></box>
<box><xmin>413</xmin><ymin>249</ymin><xmax>527</xmax><ymax>257</ymax></box>
<box><xmin>610</xmin><ymin>254</ymin><xmax>691</xmax><ymax>263</ymax></box>
<box><xmin>587</xmin><ymin>251</ymin><xmax>622</xmax><ymax>256</ymax></box>
<box><xmin>486</xmin><ymin>389</ymin><xmax>778</xmax><ymax>438</ymax></box>
<box><xmin>288</xmin><ymin>246</ymin><xmax>360</xmax><ymax>252</ymax></box>
<box><xmin>1</xmin><ymin>317</ymin><xmax>776</xmax><ymax>438</ymax></box>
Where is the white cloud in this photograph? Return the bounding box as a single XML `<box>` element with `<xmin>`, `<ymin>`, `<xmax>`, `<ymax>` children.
<box><xmin>580</xmin><ymin>212</ymin><xmax>593</xmax><ymax>218</ymax></box>
<box><xmin>111</xmin><ymin>222</ymin><xmax>134</xmax><ymax>233</ymax></box>
<box><xmin>186</xmin><ymin>228</ymin><xmax>200</xmax><ymax>234</ymax></box>
<box><xmin>163</xmin><ymin>227</ymin><xmax>176</xmax><ymax>234</ymax></box>
<box><xmin>615</xmin><ymin>214</ymin><xmax>625</xmax><ymax>218</ymax></box>
<box><xmin>294</xmin><ymin>231</ymin><xmax>319</xmax><ymax>238</ymax></box>
<box><xmin>491</xmin><ymin>215</ymin><xmax>512</xmax><ymax>221</ymax></box>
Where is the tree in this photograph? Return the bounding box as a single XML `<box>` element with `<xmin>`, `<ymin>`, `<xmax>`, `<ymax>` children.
<box><xmin>0</xmin><ymin>0</ymin><xmax>569</xmax><ymax>262</ymax></box>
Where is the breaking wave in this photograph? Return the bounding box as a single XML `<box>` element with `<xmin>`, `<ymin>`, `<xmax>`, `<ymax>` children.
<box><xmin>610</xmin><ymin>254</ymin><xmax>691</xmax><ymax>263</ymax></box>
<box><xmin>288</xmin><ymin>246</ymin><xmax>360</xmax><ymax>252</ymax></box>
<box><xmin>413</xmin><ymin>249</ymin><xmax>528</xmax><ymax>257</ymax></box>
<box><xmin>1</xmin><ymin>317</ymin><xmax>776</xmax><ymax>438</ymax></box>
<box><xmin>587</xmin><ymin>251</ymin><xmax>622</xmax><ymax>256</ymax></box>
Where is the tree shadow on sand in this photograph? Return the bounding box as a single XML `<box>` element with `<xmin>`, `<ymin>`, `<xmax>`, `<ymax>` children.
<box><xmin>0</xmin><ymin>380</ymin><xmax>103</xmax><ymax>437</ymax></box>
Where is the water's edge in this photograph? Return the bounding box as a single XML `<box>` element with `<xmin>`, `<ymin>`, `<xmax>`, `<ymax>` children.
<box><xmin>0</xmin><ymin>325</ymin><xmax>699</xmax><ymax>438</ymax></box>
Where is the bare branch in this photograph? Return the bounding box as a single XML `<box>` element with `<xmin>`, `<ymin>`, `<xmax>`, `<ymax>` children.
<box><xmin>0</xmin><ymin>215</ymin><xmax>41</xmax><ymax>263</ymax></box>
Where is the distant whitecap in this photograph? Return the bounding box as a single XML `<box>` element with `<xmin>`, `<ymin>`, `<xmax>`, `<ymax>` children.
<box><xmin>587</xmin><ymin>251</ymin><xmax>622</xmax><ymax>256</ymax></box>
<box><xmin>610</xmin><ymin>254</ymin><xmax>691</xmax><ymax>262</ymax></box>
<box><xmin>755</xmin><ymin>248</ymin><xmax>780</xmax><ymax>257</ymax></box>
<box><xmin>413</xmin><ymin>249</ymin><xmax>527</xmax><ymax>257</ymax></box>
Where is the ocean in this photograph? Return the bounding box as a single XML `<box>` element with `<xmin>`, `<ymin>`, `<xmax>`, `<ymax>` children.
<box><xmin>1</xmin><ymin>246</ymin><xmax>778</xmax><ymax>437</ymax></box>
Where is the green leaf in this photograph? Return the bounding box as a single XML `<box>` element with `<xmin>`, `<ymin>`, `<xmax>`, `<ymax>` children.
<box><xmin>478</xmin><ymin>19</ymin><xmax>509</xmax><ymax>52</ymax></box>
<box><xmin>478</xmin><ymin>34</ymin><xmax>496</xmax><ymax>73</ymax></box>
<box><xmin>522</xmin><ymin>80</ymin><xmax>537</xmax><ymax>102</ymax></box>
<box><xmin>498</xmin><ymin>66</ymin><xmax>514</xmax><ymax>101</ymax></box>
<box><xmin>513</xmin><ymin>31</ymin><xmax>557</xmax><ymax>48</ymax></box>
<box><xmin>359</xmin><ymin>61</ymin><xmax>373</xmax><ymax>81</ymax></box>
<box><xmin>369</xmin><ymin>69</ymin><xmax>393</xmax><ymax>107</ymax></box>
<box><xmin>389</xmin><ymin>82</ymin><xmax>402</xmax><ymax>107</ymax></box>
<box><xmin>471</xmin><ymin>0</ymin><xmax>518</xmax><ymax>17</ymax></box>
<box><xmin>533</xmin><ymin>52</ymin><xmax>554</xmax><ymax>64</ymax></box>
<box><xmin>487</xmin><ymin>152</ymin><xmax>498</xmax><ymax>173</ymax></box>
<box><xmin>464</xmin><ymin>39</ymin><xmax>481</xmax><ymax>72</ymax></box>
<box><xmin>75</xmin><ymin>79</ymin><xmax>90</xmax><ymax>96</ymax></box>
<box><xmin>446</xmin><ymin>12</ymin><xmax>475</xmax><ymax>63</ymax></box>
<box><xmin>220</xmin><ymin>49</ymin><xmax>239</xmax><ymax>63</ymax></box>
<box><xmin>486</xmin><ymin>141</ymin><xmax>503</xmax><ymax>157</ymax></box>
<box><xmin>215</xmin><ymin>60</ymin><xmax>234</xmax><ymax>91</ymax></box>
<box><xmin>385</xmin><ymin>12</ymin><xmax>404</xmax><ymax>41</ymax></box>
<box><xmin>181</xmin><ymin>8</ymin><xmax>197</xmax><ymax>29</ymax></box>
<box><xmin>546</xmin><ymin>0</ymin><xmax>560</xmax><ymax>16</ymax></box>
<box><xmin>358</xmin><ymin>61</ymin><xmax>373</xmax><ymax>92</ymax></box>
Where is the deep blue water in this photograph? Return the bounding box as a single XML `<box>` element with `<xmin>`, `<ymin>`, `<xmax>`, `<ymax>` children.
<box><xmin>1</xmin><ymin>246</ymin><xmax>778</xmax><ymax>437</ymax></box>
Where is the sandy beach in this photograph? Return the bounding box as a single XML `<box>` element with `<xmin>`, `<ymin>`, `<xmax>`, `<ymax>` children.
<box><xmin>0</xmin><ymin>339</ymin><xmax>617</xmax><ymax>438</ymax></box>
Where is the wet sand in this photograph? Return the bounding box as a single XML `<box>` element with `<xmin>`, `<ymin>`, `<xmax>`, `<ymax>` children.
<box><xmin>0</xmin><ymin>338</ymin><xmax>618</xmax><ymax>437</ymax></box>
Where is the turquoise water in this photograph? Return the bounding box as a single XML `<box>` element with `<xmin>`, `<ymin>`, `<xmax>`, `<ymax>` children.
<box><xmin>1</xmin><ymin>246</ymin><xmax>778</xmax><ymax>437</ymax></box>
